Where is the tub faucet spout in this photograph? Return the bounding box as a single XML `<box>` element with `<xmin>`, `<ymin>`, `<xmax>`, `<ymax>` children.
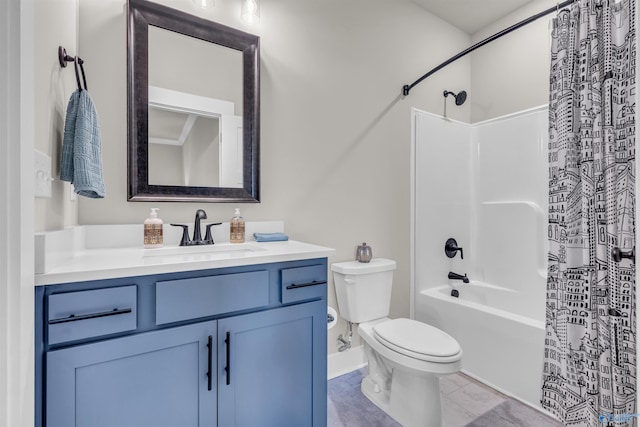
<box><xmin>448</xmin><ymin>272</ymin><xmax>469</xmax><ymax>283</ymax></box>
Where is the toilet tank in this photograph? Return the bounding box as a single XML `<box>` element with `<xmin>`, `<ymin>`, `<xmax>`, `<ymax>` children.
<box><xmin>331</xmin><ymin>258</ymin><xmax>396</xmax><ymax>323</ymax></box>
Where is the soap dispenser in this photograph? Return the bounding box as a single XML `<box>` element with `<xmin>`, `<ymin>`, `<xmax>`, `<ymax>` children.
<box><xmin>230</xmin><ymin>208</ymin><xmax>245</xmax><ymax>243</ymax></box>
<box><xmin>144</xmin><ymin>208</ymin><xmax>163</xmax><ymax>248</ymax></box>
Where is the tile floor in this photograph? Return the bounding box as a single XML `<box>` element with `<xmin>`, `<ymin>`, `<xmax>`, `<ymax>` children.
<box><xmin>327</xmin><ymin>368</ymin><xmax>563</xmax><ymax>427</ymax></box>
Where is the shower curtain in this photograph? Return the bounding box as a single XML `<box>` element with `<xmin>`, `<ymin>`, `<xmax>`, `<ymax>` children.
<box><xmin>541</xmin><ymin>0</ymin><xmax>636</xmax><ymax>426</ymax></box>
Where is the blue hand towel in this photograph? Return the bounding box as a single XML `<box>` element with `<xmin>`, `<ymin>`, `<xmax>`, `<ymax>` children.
<box><xmin>60</xmin><ymin>89</ymin><xmax>106</xmax><ymax>198</ymax></box>
<box><xmin>254</xmin><ymin>232</ymin><xmax>289</xmax><ymax>242</ymax></box>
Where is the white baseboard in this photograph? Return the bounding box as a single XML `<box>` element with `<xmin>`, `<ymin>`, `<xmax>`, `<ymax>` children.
<box><xmin>328</xmin><ymin>345</ymin><xmax>367</xmax><ymax>379</ymax></box>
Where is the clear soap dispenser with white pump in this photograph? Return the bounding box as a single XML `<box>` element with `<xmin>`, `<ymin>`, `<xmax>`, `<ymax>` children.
<box><xmin>230</xmin><ymin>208</ymin><xmax>245</xmax><ymax>243</ymax></box>
<box><xmin>144</xmin><ymin>208</ymin><xmax>163</xmax><ymax>248</ymax></box>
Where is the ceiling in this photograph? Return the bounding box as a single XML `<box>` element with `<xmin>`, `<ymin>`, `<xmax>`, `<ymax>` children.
<box><xmin>410</xmin><ymin>0</ymin><xmax>537</xmax><ymax>34</ymax></box>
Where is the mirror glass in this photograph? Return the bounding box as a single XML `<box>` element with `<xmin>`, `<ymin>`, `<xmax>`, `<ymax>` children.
<box><xmin>127</xmin><ymin>0</ymin><xmax>260</xmax><ymax>202</ymax></box>
<box><xmin>148</xmin><ymin>26</ymin><xmax>243</xmax><ymax>189</ymax></box>
<box><xmin>148</xmin><ymin>110</ymin><xmax>222</xmax><ymax>187</ymax></box>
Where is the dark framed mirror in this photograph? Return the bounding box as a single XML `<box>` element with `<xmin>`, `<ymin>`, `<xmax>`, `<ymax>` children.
<box><xmin>127</xmin><ymin>0</ymin><xmax>260</xmax><ymax>202</ymax></box>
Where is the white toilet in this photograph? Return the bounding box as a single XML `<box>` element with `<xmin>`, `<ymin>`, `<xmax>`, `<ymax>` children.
<box><xmin>331</xmin><ymin>258</ymin><xmax>462</xmax><ymax>427</ymax></box>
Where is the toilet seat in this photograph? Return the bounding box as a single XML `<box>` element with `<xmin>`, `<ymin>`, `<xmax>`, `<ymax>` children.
<box><xmin>373</xmin><ymin>318</ymin><xmax>461</xmax><ymax>363</ymax></box>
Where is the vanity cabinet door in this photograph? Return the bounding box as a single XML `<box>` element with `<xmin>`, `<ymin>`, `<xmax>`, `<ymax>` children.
<box><xmin>218</xmin><ymin>299</ymin><xmax>327</xmax><ymax>427</ymax></box>
<box><xmin>46</xmin><ymin>321</ymin><xmax>217</xmax><ymax>427</ymax></box>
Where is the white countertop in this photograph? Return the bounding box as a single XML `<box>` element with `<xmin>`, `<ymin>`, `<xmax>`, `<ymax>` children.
<box><xmin>34</xmin><ymin>240</ymin><xmax>336</xmax><ymax>286</ymax></box>
<box><xmin>34</xmin><ymin>224</ymin><xmax>335</xmax><ymax>286</ymax></box>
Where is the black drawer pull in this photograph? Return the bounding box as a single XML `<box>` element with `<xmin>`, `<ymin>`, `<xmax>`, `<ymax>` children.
<box><xmin>225</xmin><ymin>332</ymin><xmax>231</xmax><ymax>385</ymax></box>
<box><xmin>48</xmin><ymin>307</ymin><xmax>133</xmax><ymax>325</ymax></box>
<box><xmin>286</xmin><ymin>280</ymin><xmax>327</xmax><ymax>290</ymax></box>
<box><xmin>206</xmin><ymin>335</ymin><xmax>213</xmax><ymax>391</ymax></box>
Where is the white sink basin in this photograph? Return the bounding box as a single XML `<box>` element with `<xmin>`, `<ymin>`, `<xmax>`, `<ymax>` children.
<box><xmin>142</xmin><ymin>242</ymin><xmax>267</xmax><ymax>257</ymax></box>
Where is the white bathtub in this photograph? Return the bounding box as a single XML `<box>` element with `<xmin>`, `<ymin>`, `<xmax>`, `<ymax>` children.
<box><xmin>416</xmin><ymin>282</ymin><xmax>545</xmax><ymax>407</ymax></box>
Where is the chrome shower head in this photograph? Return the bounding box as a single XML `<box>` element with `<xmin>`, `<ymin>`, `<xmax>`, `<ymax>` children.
<box><xmin>444</xmin><ymin>90</ymin><xmax>467</xmax><ymax>106</ymax></box>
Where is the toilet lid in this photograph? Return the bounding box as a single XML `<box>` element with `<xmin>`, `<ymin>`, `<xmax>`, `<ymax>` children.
<box><xmin>373</xmin><ymin>318</ymin><xmax>461</xmax><ymax>360</ymax></box>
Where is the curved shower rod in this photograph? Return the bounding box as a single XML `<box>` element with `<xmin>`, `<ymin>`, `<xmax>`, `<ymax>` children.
<box><xmin>402</xmin><ymin>0</ymin><xmax>574</xmax><ymax>96</ymax></box>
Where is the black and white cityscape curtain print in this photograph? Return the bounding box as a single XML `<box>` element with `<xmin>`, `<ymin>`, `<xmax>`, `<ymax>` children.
<box><xmin>541</xmin><ymin>0</ymin><xmax>636</xmax><ymax>426</ymax></box>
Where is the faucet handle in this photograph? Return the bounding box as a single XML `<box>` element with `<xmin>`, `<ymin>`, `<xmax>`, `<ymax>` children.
<box><xmin>170</xmin><ymin>224</ymin><xmax>191</xmax><ymax>246</ymax></box>
<box><xmin>445</xmin><ymin>238</ymin><xmax>464</xmax><ymax>259</ymax></box>
<box><xmin>204</xmin><ymin>223</ymin><xmax>222</xmax><ymax>245</ymax></box>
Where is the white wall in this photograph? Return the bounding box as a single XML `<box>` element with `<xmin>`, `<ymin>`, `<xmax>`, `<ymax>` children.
<box><xmin>33</xmin><ymin>0</ymin><xmax>79</xmax><ymax>231</ymax></box>
<box><xmin>2</xmin><ymin>0</ymin><xmax>36</xmax><ymax>426</ymax></box>
<box><xmin>58</xmin><ymin>0</ymin><xmax>472</xmax><ymax>353</ymax></box>
<box><xmin>470</xmin><ymin>0</ymin><xmax>555</xmax><ymax>122</ymax></box>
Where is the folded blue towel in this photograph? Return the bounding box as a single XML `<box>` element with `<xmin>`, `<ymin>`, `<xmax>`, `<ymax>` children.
<box><xmin>254</xmin><ymin>232</ymin><xmax>289</xmax><ymax>242</ymax></box>
<box><xmin>60</xmin><ymin>89</ymin><xmax>106</xmax><ymax>198</ymax></box>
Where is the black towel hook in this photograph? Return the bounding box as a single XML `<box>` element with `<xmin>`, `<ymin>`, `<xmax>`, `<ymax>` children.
<box><xmin>58</xmin><ymin>46</ymin><xmax>88</xmax><ymax>91</ymax></box>
<box><xmin>76</xmin><ymin>57</ymin><xmax>88</xmax><ymax>91</ymax></box>
<box><xmin>58</xmin><ymin>46</ymin><xmax>74</xmax><ymax>68</ymax></box>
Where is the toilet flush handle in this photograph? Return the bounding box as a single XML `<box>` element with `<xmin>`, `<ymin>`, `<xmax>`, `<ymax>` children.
<box><xmin>344</xmin><ymin>277</ymin><xmax>356</xmax><ymax>284</ymax></box>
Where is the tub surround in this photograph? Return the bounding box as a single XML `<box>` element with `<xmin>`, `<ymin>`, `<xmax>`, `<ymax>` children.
<box><xmin>412</xmin><ymin>107</ymin><xmax>548</xmax><ymax>409</ymax></box>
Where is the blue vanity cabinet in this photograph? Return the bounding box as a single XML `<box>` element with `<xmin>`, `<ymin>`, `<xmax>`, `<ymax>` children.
<box><xmin>218</xmin><ymin>299</ymin><xmax>327</xmax><ymax>427</ymax></box>
<box><xmin>37</xmin><ymin>258</ymin><xmax>328</xmax><ymax>427</ymax></box>
<box><xmin>46</xmin><ymin>321</ymin><xmax>217</xmax><ymax>427</ymax></box>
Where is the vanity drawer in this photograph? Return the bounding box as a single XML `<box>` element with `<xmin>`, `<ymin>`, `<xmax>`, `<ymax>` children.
<box><xmin>156</xmin><ymin>270</ymin><xmax>269</xmax><ymax>325</ymax></box>
<box><xmin>47</xmin><ymin>286</ymin><xmax>137</xmax><ymax>345</ymax></box>
<box><xmin>281</xmin><ymin>264</ymin><xmax>327</xmax><ymax>304</ymax></box>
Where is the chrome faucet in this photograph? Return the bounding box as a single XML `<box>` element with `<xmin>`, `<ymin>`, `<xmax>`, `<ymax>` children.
<box><xmin>448</xmin><ymin>272</ymin><xmax>469</xmax><ymax>283</ymax></box>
